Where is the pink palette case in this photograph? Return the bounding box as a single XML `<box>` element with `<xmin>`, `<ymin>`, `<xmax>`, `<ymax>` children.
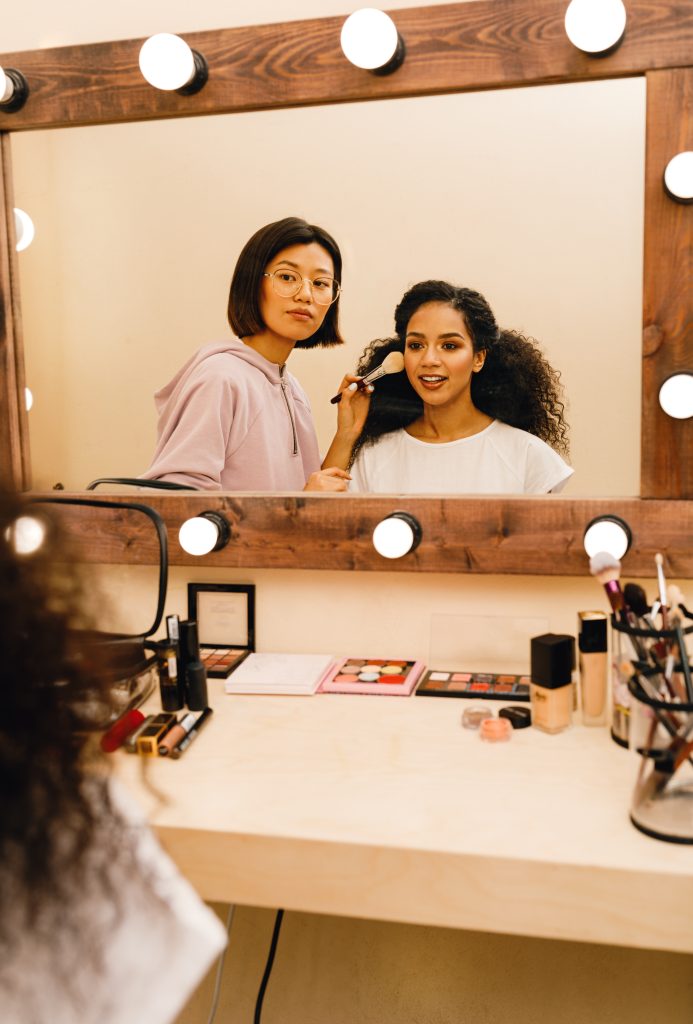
<box><xmin>319</xmin><ymin>658</ymin><xmax>425</xmax><ymax>696</ymax></box>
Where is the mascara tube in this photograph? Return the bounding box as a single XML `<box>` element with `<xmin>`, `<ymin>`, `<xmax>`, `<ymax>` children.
<box><xmin>180</xmin><ymin>619</ymin><xmax>208</xmax><ymax>710</ymax></box>
<box><xmin>578</xmin><ymin>611</ymin><xmax>608</xmax><ymax>726</ymax></box>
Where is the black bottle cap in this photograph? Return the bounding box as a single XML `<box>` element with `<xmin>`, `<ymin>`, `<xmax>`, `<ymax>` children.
<box><xmin>578</xmin><ymin>612</ymin><xmax>608</xmax><ymax>653</ymax></box>
<box><xmin>530</xmin><ymin>633</ymin><xmax>575</xmax><ymax>689</ymax></box>
<box><xmin>499</xmin><ymin>705</ymin><xmax>532</xmax><ymax>729</ymax></box>
<box><xmin>186</xmin><ymin>659</ymin><xmax>208</xmax><ymax>711</ymax></box>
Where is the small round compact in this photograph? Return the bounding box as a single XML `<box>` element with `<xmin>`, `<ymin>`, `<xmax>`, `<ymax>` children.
<box><xmin>461</xmin><ymin>705</ymin><xmax>494</xmax><ymax>730</ymax></box>
<box><xmin>479</xmin><ymin>716</ymin><xmax>512</xmax><ymax>742</ymax></box>
<box><xmin>499</xmin><ymin>705</ymin><xmax>532</xmax><ymax>729</ymax></box>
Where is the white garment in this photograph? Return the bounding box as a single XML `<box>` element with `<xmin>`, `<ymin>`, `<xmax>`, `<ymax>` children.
<box><xmin>349</xmin><ymin>420</ymin><xmax>573</xmax><ymax>494</ymax></box>
<box><xmin>3</xmin><ymin>780</ymin><xmax>227</xmax><ymax>1024</ymax></box>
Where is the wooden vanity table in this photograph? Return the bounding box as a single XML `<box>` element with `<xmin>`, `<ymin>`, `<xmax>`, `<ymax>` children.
<box><xmin>116</xmin><ymin>680</ymin><xmax>693</xmax><ymax>955</ymax></box>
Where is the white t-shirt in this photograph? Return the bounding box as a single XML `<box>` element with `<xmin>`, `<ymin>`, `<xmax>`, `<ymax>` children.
<box><xmin>349</xmin><ymin>420</ymin><xmax>573</xmax><ymax>494</ymax></box>
<box><xmin>2</xmin><ymin>780</ymin><xmax>227</xmax><ymax>1024</ymax></box>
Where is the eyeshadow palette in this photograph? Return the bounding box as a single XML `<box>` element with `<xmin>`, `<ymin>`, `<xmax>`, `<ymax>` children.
<box><xmin>319</xmin><ymin>658</ymin><xmax>425</xmax><ymax>696</ymax></box>
<box><xmin>187</xmin><ymin>583</ymin><xmax>255</xmax><ymax>679</ymax></box>
<box><xmin>416</xmin><ymin>670</ymin><xmax>531</xmax><ymax>701</ymax></box>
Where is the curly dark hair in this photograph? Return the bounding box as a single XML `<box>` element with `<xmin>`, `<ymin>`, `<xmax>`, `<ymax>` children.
<box><xmin>350</xmin><ymin>280</ymin><xmax>569</xmax><ymax>465</ymax></box>
<box><xmin>0</xmin><ymin>492</ymin><xmax>130</xmax><ymax>995</ymax></box>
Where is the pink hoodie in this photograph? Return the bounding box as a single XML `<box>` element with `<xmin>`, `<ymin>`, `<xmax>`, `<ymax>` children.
<box><xmin>140</xmin><ymin>339</ymin><xmax>321</xmax><ymax>491</ymax></box>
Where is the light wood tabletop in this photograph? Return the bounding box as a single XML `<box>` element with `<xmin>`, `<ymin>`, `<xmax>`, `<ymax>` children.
<box><xmin>116</xmin><ymin>681</ymin><xmax>693</xmax><ymax>954</ymax></box>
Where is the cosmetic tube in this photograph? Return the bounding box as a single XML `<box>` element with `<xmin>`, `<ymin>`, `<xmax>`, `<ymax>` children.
<box><xmin>186</xmin><ymin>659</ymin><xmax>209</xmax><ymax>710</ymax></box>
<box><xmin>158</xmin><ymin>643</ymin><xmax>184</xmax><ymax>711</ymax></box>
<box><xmin>530</xmin><ymin>633</ymin><xmax>575</xmax><ymax>734</ymax></box>
<box><xmin>578</xmin><ymin>611</ymin><xmax>608</xmax><ymax>726</ymax></box>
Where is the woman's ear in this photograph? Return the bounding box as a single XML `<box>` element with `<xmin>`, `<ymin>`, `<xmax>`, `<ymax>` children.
<box><xmin>473</xmin><ymin>349</ymin><xmax>487</xmax><ymax>372</ymax></box>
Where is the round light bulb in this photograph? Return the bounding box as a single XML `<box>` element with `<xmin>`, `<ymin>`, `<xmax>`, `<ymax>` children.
<box><xmin>14</xmin><ymin>208</ymin><xmax>35</xmax><ymax>252</ymax></box>
<box><xmin>6</xmin><ymin>514</ymin><xmax>47</xmax><ymax>556</ymax></box>
<box><xmin>25</xmin><ymin>387</ymin><xmax>33</xmax><ymax>412</ymax></box>
<box><xmin>139</xmin><ymin>33</ymin><xmax>196</xmax><ymax>91</ymax></box>
<box><xmin>179</xmin><ymin>516</ymin><xmax>219</xmax><ymax>556</ymax></box>
<box><xmin>583</xmin><ymin>517</ymin><xmax>631</xmax><ymax>561</ymax></box>
<box><xmin>0</xmin><ymin>66</ymin><xmax>14</xmax><ymax>104</ymax></box>
<box><xmin>340</xmin><ymin>9</ymin><xmax>400</xmax><ymax>70</ymax></box>
<box><xmin>372</xmin><ymin>512</ymin><xmax>422</xmax><ymax>559</ymax></box>
<box><xmin>564</xmin><ymin>0</ymin><xmax>626</xmax><ymax>55</ymax></box>
<box><xmin>659</xmin><ymin>373</ymin><xmax>693</xmax><ymax>420</ymax></box>
<box><xmin>663</xmin><ymin>151</ymin><xmax>693</xmax><ymax>203</ymax></box>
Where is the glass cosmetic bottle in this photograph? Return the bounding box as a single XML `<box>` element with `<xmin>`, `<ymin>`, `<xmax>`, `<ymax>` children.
<box><xmin>578</xmin><ymin>611</ymin><xmax>608</xmax><ymax>726</ymax></box>
<box><xmin>530</xmin><ymin>633</ymin><xmax>575</xmax><ymax>734</ymax></box>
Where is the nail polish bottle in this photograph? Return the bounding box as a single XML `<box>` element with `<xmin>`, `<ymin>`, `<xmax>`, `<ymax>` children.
<box><xmin>578</xmin><ymin>611</ymin><xmax>608</xmax><ymax>726</ymax></box>
<box><xmin>530</xmin><ymin>633</ymin><xmax>575</xmax><ymax>734</ymax></box>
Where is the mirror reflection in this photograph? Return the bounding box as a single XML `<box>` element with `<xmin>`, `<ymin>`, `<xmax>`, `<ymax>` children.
<box><xmin>13</xmin><ymin>77</ymin><xmax>645</xmax><ymax>495</ymax></box>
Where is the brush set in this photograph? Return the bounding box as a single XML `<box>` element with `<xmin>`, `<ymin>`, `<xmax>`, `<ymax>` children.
<box><xmin>589</xmin><ymin>549</ymin><xmax>693</xmax><ymax>844</ymax></box>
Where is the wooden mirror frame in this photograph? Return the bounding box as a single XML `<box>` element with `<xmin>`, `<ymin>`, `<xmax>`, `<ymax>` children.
<box><xmin>0</xmin><ymin>0</ymin><xmax>691</xmax><ymax>576</ymax></box>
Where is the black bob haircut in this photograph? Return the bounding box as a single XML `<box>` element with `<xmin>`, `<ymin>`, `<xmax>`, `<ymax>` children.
<box><xmin>227</xmin><ymin>216</ymin><xmax>344</xmax><ymax>348</ymax></box>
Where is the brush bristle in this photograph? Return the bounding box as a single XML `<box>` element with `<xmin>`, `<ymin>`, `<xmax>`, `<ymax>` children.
<box><xmin>589</xmin><ymin>551</ymin><xmax>621</xmax><ymax>576</ymax></box>
<box><xmin>381</xmin><ymin>351</ymin><xmax>404</xmax><ymax>374</ymax></box>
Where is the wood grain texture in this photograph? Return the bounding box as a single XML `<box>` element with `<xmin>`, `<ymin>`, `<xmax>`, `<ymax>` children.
<box><xmin>642</xmin><ymin>68</ymin><xmax>693</xmax><ymax>499</ymax></box>
<box><xmin>30</xmin><ymin>492</ymin><xmax>693</xmax><ymax>577</ymax></box>
<box><xmin>0</xmin><ymin>133</ymin><xmax>30</xmax><ymax>489</ymax></box>
<box><xmin>0</xmin><ymin>1</ymin><xmax>691</xmax><ymax>132</ymax></box>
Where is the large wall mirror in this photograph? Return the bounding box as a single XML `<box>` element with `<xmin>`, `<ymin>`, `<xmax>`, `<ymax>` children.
<box><xmin>0</xmin><ymin>0</ymin><xmax>691</xmax><ymax>575</ymax></box>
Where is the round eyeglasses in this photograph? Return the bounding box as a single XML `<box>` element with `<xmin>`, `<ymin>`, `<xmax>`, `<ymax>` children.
<box><xmin>263</xmin><ymin>269</ymin><xmax>340</xmax><ymax>305</ymax></box>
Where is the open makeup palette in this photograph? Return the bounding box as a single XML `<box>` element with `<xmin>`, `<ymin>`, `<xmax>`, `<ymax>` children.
<box><xmin>187</xmin><ymin>583</ymin><xmax>255</xmax><ymax>679</ymax></box>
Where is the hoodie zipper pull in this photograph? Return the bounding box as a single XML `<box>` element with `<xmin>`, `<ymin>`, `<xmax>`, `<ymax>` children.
<box><xmin>279</xmin><ymin>366</ymin><xmax>298</xmax><ymax>456</ymax></box>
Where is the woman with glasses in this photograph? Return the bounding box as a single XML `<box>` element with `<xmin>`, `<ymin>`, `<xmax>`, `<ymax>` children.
<box><xmin>142</xmin><ymin>217</ymin><xmax>368</xmax><ymax>491</ymax></box>
<box><xmin>339</xmin><ymin>280</ymin><xmax>572</xmax><ymax>494</ymax></box>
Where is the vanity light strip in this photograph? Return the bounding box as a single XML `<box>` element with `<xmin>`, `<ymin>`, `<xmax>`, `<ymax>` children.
<box><xmin>0</xmin><ymin>0</ymin><xmax>690</xmax><ymax>131</ymax></box>
<box><xmin>33</xmin><ymin>493</ymin><xmax>693</xmax><ymax>578</ymax></box>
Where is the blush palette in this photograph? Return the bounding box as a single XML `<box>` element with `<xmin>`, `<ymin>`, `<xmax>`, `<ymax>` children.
<box><xmin>416</xmin><ymin>670</ymin><xmax>531</xmax><ymax>701</ymax></box>
<box><xmin>319</xmin><ymin>658</ymin><xmax>425</xmax><ymax>696</ymax></box>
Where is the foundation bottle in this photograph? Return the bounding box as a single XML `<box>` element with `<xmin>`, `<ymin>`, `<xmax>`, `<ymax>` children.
<box><xmin>578</xmin><ymin>612</ymin><xmax>608</xmax><ymax>726</ymax></box>
<box><xmin>529</xmin><ymin>633</ymin><xmax>575</xmax><ymax>734</ymax></box>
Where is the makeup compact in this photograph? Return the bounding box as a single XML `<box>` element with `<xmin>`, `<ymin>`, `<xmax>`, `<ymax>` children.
<box><xmin>416</xmin><ymin>670</ymin><xmax>531</xmax><ymax>701</ymax></box>
<box><xmin>319</xmin><ymin>658</ymin><xmax>425</xmax><ymax>696</ymax></box>
<box><xmin>187</xmin><ymin>583</ymin><xmax>255</xmax><ymax>679</ymax></box>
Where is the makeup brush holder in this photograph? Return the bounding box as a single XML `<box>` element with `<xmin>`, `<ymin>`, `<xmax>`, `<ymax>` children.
<box><xmin>612</xmin><ymin>615</ymin><xmax>693</xmax><ymax>843</ymax></box>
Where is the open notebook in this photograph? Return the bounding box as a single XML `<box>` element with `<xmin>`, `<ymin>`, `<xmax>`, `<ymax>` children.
<box><xmin>224</xmin><ymin>653</ymin><xmax>337</xmax><ymax>695</ymax></box>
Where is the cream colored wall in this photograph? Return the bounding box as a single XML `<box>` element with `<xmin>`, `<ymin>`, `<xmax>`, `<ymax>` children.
<box><xmin>6</xmin><ymin>3</ymin><xmax>690</xmax><ymax>1023</ymax></box>
<box><xmin>9</xmin><ymin>5</ymin><xmax>644</xmax><ymax>494</ymax></box>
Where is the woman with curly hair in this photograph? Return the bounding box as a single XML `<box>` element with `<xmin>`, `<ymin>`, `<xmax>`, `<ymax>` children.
<box><xmin>342</xmin><ymin>280</ymin><xmax>572</xmax><ymax>494</ymax></box>
<box><xmin>0</xmin><ymin>492</ymin><xmax>225</xmax><ymax>1022</ymax></box>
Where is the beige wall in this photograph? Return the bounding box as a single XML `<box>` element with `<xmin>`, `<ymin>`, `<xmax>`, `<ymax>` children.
<box><xmin>6</xmin><ymin>4</ymin><xmax>691</xmax><ymax>1023</ymax></box>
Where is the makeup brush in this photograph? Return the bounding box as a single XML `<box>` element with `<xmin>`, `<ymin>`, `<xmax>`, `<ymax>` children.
<box><xmin>330</xmin><ymin>350</ymin><xmax>405</xmax><ymax>404</ymax></box>
<box><xmin>589</xmin><ymin>551</ymin><xmax>627</xmax><ymax>617</ymax></box>
<box><xmin>664</xmin><ymin>584</ymin><xmax>693</xmax><ymax>700</ymax></box>
<box><xmin>654</xmin><ymin>553</ymin><xmax>669</xmax><ymax>628</ymax></box>
<box><xmin>623</xmin><ymin>582</ymin><xmax>650</xmax><ymax>621</ymax></box>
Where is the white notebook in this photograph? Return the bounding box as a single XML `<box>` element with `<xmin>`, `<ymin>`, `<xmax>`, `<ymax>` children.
<box><xmin>224</xmin><ymin>653</ymin><xmax>337</xmax><ymax>695</ymax></box>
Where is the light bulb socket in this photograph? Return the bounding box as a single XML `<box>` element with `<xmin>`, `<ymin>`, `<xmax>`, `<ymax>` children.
<box><xmin>1</xmin><ymin>68</ymin><xmax>29</xmax><ymax>113</ymax></box>
<box><xmin>176</xmin><ymin>50</ymin><xmax>208</xmax><ymax>95</ymax></box>
<box><xmin>372</xmin><ymin>510</ymin><xmax>422</xmax><ymax>559</ymax></box>
<box><xmin>371</xmin><ymin>33</ymin><xmax>406</xmax><ymax>76</ymax></box>
<box><xmin>583</xmin><ymin>514</ymin><xmax>632</xmax><ymax>558</ymax></box>
<box><xmin>200</xmin><ymin>510</ymin><xmax>230</xmax><ymax>551</ymax></box>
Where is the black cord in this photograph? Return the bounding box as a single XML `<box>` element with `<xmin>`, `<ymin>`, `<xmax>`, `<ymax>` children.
<box><xmin>254</xmin><ymin>909</ymin><xmax>284</xmax><ymax>1024</ymax></box>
